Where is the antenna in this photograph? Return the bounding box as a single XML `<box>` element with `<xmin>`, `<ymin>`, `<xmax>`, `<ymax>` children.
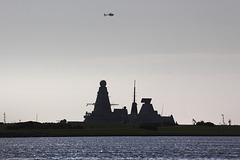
<box><xmin>86</xmin><ymin>103</ymin><xmax>118</xmax><ymax>106</ymax></box>
<box><xmin>3</xmin><ymin>112</ymin><xmax>6</xmax><ymax>124</ymax></box>
<box><xmin>86</xmin><ymin>103</ymin><xmax>95</xmax><ymax>106</ymax></box>
<box><xmin>133</xmin><ymin>80</ymin><xmax>136</xmax><ymax>103</ymax></box>
<box><xmin>161</xmin><ymin>103</ymin><xmax>164</xmax><ymax>115</ymax></box>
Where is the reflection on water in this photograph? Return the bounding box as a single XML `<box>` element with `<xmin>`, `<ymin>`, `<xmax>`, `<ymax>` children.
<box><xmin>0</xmin><ymin>136</ymin><xmax>239</xmax><ymax>159</ymax></box>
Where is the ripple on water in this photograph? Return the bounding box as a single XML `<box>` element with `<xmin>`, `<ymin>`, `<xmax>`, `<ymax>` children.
<box><xmin>0</xmin><ymin>136</ymin><xmax>240</xmax><ymax>160</ymax></box>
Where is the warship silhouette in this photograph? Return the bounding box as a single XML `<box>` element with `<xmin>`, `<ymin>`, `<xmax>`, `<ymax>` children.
<box><xmin>84</xmin><ymin>80</ymin><xmax>175</xmax><ymax>124</ymax></box>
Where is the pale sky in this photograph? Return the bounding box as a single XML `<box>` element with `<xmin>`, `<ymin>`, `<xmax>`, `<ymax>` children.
<box><xmin>1</xmin><ymin>0</ymin><xmax>240</xmax><ymax>124</ymax></box>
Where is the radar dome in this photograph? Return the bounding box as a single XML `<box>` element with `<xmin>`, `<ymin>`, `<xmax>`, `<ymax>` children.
<box><xmin>100</xmin><ymin>80</ymin><xmax>107</xmax><ymax>87</ymax></box>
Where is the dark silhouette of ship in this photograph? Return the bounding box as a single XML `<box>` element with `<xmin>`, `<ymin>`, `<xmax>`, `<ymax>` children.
<box><xmin>84</xmin><ymin>80</ymin><xmax>175</xmax><ymax>124</ymax></box>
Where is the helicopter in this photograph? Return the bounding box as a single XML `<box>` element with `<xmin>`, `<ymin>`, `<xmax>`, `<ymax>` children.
<box><xmin>104</xmin><ymin>13</ymin><xmax>114</xmax><ymax>17</ymax></box>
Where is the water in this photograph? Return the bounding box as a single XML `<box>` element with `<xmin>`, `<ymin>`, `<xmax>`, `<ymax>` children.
<box><xmin>0</xmin><ymin>136</ymin><xmax>239</xmax><ymax>160</ymax></box>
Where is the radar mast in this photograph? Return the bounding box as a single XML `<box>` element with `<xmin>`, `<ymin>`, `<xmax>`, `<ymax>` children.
<box><xmin>130</xmin><ymin>80</ymin><xmax>138</xmax><ymax>115</ymax></box>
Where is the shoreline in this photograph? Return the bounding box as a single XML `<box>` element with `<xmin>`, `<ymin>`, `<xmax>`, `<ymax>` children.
<box><xmin>1</xmin><ymin>124</ymin><xmax>240</xmax><ymax>138</ymax></box>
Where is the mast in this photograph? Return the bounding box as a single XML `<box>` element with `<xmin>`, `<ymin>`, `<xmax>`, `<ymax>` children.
<box><xmin>131</xmin><ymin>80</ymin><xmax>138</xmax><ymax>115</ymax></box>
<box><xmin>133</xmin><ymin>80</ymin><xmax>136</xmax><ymax>103</ymax></box>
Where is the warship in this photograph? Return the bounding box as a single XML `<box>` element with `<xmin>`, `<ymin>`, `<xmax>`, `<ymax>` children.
<box><xmin>84</xmin><ymin>80</ymin><xmax>175</xmax><ymax>124</ymax></box>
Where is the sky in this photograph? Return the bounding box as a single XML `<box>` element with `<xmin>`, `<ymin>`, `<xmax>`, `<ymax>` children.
<box><xmin>0</xmin><ymin>0</ymin><xmax>240</xmax><ymax>125</ymax></box>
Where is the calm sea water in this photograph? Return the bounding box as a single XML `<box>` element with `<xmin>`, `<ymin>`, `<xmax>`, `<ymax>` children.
<box><xmin>0</xmin><ymin>136</ymin><xmax>239</xmax><ymax>160</ymax></box>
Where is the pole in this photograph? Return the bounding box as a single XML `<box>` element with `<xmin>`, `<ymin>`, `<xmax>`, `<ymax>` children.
<box><xmin>3</xmin><ymin>112</ymin><xmax>6</xmax><ymax>123</ymax></box>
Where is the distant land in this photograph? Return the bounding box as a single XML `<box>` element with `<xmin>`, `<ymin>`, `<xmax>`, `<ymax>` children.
<box><xmin>0</xmin><ymin>121</ymin><xmax>240</xmax><ymax>137</ymax></box>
